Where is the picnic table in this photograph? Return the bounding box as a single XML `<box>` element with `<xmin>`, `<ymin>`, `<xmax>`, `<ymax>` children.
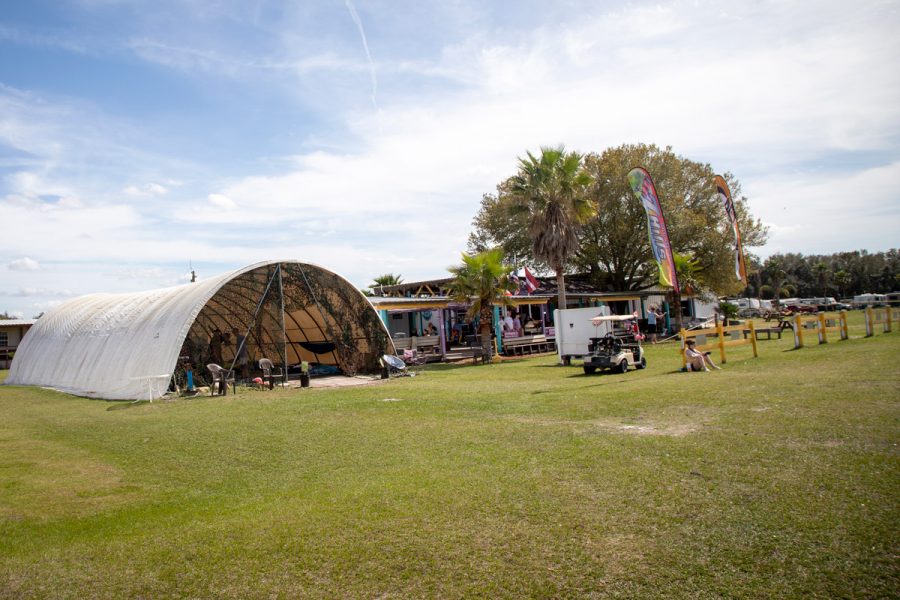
<box><xmin>743</xmin><ymin>326</ymin><xmax>783</xmax><ymax>340</ymax></box>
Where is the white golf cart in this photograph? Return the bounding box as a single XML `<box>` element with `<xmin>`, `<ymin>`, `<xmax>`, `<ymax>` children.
<box><xmin>582</xmin><ymin>314</ymin><xmax>646</xmax><ymax>375</ymax></box>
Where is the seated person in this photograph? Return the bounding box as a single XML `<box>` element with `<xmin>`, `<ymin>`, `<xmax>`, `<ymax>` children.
<box><xmin>503</xmin><ymin>313</ymin><xmax>514</xmax><ymax>333</ymax></box>
<box><xmin>683</xmin><ymin>339</ymin><xmax>721</xmax><ymax>371</ymax></box>
<box><xmin>512</xmin><ymin>313</ymin><xmax>523</xmax><ymax>337</ymax></box>
<box><xmin>423</xmin><ymin>322</ymin><xmax>438</xmax><ymax>336</ymax></box>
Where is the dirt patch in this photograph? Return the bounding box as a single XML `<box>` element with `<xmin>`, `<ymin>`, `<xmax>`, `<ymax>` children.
<box><xmin>505</xmin><ymin>415</ymin><xmax>701</xmax><ymax>437</ymax></box>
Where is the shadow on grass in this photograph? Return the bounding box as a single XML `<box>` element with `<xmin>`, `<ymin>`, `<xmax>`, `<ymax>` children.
<box><xmin>106</xmin><ymin>401</ymin><xmax>143</xmax><ymax>411</ymax></box>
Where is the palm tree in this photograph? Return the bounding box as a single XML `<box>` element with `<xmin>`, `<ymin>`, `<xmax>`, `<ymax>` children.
<box><xmin>812</xmin><ymin>261</ymin><xmax>830</xmax><ymax>297</ymax></box>
<box><xmin>447</xmin><ymin>248</ymin><xmax>516</xmax><ymax>361</ymax></box>
<box><xmin>672</xmin><ymin>252</ymin><xmax>704</xmax><ymax>333</ymax></box>
<box><xmin>763</xmin><ymin>258</ymin><xmax>789</xmax><ymax>307</ymax></box>
<box><xmin>834</xmin><ymin>269</ymin><xmax>851</xmax><ymax>300</ymax></box>
<box><xmin>370</xmin><ymin>273</ymin><xmax>403</xmax><ymax>295</ymax></box>
<box><xmin>506</xmin><ymin>145</ymin><xmax>595</xmax><ymax>314</ymax></box>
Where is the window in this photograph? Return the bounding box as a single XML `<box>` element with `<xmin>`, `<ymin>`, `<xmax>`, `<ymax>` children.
<box><xmin>0</xmin><ymin>332</ymin><xmax>7</xmax><ymax>347</ymax></box>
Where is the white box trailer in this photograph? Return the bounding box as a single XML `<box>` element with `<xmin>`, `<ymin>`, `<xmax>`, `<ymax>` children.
<box><xmin>554</xmin><ymin>306</ymin><xmax>611</xmax><ymax>362</ymax></box>
<box><xmin>684</xmin><ymin>297</ymin><xmax>719</xmax><ymax>321</ymax></box>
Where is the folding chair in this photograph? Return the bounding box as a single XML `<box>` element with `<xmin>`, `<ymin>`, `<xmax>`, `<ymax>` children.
<box><xmin>258</xmin><ymin>358</ymin><xmax>284</xmax><ymax>390</ymax></box>
<box><xmin>206</xmin><ymin>363</ymin><xmax>234</xmax><ymax>396</ymax></box>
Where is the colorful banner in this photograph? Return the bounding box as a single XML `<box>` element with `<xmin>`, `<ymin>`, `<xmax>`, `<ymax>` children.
<box><xmin>627</xmin><ymin>167</ymin><xmax>679</xmax><ymax>293</ymax></box>
<box><xmin>715</xmin><ymin>175</ymin><xmax>748</xmax><ymax>284</ymax></box>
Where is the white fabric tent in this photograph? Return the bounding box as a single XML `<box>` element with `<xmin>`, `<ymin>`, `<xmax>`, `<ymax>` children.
<box><xmin>5</xmin><ymin>260</ymin><xmax>393</xmax><ymax>400</ymax></box>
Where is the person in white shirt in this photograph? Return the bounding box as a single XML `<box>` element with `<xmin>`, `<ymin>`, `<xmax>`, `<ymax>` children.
<box><xmin>503</xmin><ymin>312</ymin><xmax>514</xmax><ymax>333</ymax></box>
<box><xmin>684</xmin><ymin>339</ymin><xmax>720</xmax><ymax>371</ymax></box>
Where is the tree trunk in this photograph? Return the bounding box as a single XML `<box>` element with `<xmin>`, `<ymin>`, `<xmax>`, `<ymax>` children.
<box><xmin>480</xmin><ymin>306</ymin><xmax>494</xmax><ymax>362</ymax></box>
<box><xmin>671</xmin><ymin>292</ymin><xmax>684</xmax><ymax>336</ymax></box>
<box><xmin>555</xmin><ymin>268</ymin><xmax>567</xmax><ymax>318</ymax></box>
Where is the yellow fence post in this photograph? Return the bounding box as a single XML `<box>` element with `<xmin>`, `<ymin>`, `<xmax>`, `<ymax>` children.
<box><xmin>887</xmin><ymin>307</ymin><xmax>893</xmax><ymax>333</ymax></box>
<box><xmin>749</xmin><ymin>320</ymin><xmax>758</xmax><ymax>357</ymax></box>
<box><xmin>840</xmin><ymin>310</ymin><xmax>849</xmax><ymax>340</ymax></box>
<box><xmin>716</xmin><ymin>320</ymin><xmax>726</xmax><ymax>364</ymax></box>
<box><xmin>679</xmin><ymin>328</ymin><xmax>687</xmax><ymax>369</ymax></box>
<box><xmin>818</xmin><ymin>312</ymin><xmax>828</xmax><ymax>344</ymax></box>
<box><xmin>865</xmin><ymin>307</ymin><xmax>874</xmax><ymax>337</ymax></box>
<box><xmin>793</xmin><ymin>314</ymin><xmax>803</xmax><ymax>348</ymax></box>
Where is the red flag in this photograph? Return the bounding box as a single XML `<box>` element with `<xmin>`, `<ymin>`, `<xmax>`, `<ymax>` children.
<box><xmin>524</xmin><ymin>267</ymin><xmax>539</xmax><ymax>293</ymax></box>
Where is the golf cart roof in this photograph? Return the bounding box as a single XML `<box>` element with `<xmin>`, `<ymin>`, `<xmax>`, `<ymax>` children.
<box><xmin>590</xmin><ymin>314</ymin><xmax>638</xmax><ymax>326</ymax></box>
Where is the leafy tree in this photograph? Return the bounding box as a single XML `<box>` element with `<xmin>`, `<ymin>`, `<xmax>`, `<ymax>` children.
<box><xmin>470</xmin><ymin>144</ymin><xmax>767</xmax><ymax>297</ymax></box>
<box><xmin>504</xmin><ymin>145</ymin><xmax>595</xmax><ymax>312</ymax></box>
<box><xmin>447</xmin><ymin>248</ymin><xmax>516</xmax><ymax>361</ymax></box>
<box><xmin>0</xmin><ymin>311</ymin><xmax>14</xmax><ymax>320</ymax></box>
<box><xmin>468</xmin><ymin>191</ymin><xmax>540</xmax><ymax>270</ymax></box>
<box><xmin>758</xmin><ymin>250</ymin><xmax>898</xmax><ymax>298</ymax></box>
<box><xmin>579</xmin><ymin>144</ymin><xmax>767</xmax><ymax>295</ymax></box>
<box><xmin>833</xmin><ymin>269</ymin><xmax>851</xmax><ymax>299</ymax></box>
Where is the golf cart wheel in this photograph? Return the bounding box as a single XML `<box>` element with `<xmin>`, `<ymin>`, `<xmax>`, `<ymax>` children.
<box><xmin>636</xmin><ymin>357</ymin><xmax>647</xmax><ymax>370</ymax></box>
<box><xmin>618</xmin><ymin>360</ymin><xmax>629</xmax><ymax>374</ymax></box>
<box><xmin>583</xmin><ymin>365</ymin><xmax>596</xmax><ymax>375</ymax></box>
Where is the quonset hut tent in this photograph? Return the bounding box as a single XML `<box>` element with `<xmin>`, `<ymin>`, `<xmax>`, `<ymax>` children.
<box><xmin>6</xmin><ymin>260</ymin><xmax>394</xmax><ymax>400</ymax></box>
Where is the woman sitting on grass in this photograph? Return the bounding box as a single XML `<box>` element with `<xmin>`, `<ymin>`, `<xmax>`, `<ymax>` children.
<box><xmin>683</xmin><ymin>339</ymin><xmax>721</xmax><ymax>372</ymax></box>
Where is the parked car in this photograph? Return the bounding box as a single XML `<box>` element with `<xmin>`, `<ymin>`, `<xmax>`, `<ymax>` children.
<box><xmin>785</xmin><ymin>303</ymin><xmax>817</xmax><ymax>314</ymax></box>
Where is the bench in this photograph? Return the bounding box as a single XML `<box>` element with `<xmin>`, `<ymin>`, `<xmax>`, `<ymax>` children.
<box><xmin>392</xmin><ymin>336</ymin><xmax>442</xmax><ymax>360</ymax></box>
<box><xmin>502</xmin><ymin>334</ymin><xmax>555</xmax><ymax>356</ymax></box>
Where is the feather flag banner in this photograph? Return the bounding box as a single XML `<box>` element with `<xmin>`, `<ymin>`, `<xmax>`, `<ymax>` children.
<box><xmin>627</xmin><ymin>167</ymin><xmax>679</xmax><ymax>293</ymax></box>
<box><xmin>715</xmin><ymin>175</ymin><xmax>748</xmax><ymax>284</ymax></box>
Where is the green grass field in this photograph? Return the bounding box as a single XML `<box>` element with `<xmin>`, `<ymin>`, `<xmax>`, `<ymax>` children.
<box><xmin>1</xmin><ymin>316</ymin><xmax>898</xmax><ymax>598</ymax></box>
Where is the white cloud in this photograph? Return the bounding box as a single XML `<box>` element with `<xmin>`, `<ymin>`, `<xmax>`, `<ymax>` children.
<box><xmin>0</xmin><ymin>287</ymin><xmax>75</xmax><ymax>298</ymax></box>
<box><xmin>124</xmin><ymin>182</ymin><xmax>168</xmax><ymax>197</ymax></box>
<box><xmin>33</xmin><ymin>300</ymin><xmax>62</xmax><ymax>310</ymax></box>
<box><xmin>8</xmin><ymin>257</ymin><xmax>40</xmax><ymax>271</ymax></box>
<box><xmin>748</xmin><ymin>161</ymin><xmax>900</xmax><ymax>256</ymax></box>
<box><xmin>208</xmin><ymin>193</ymin><xmax>237</xmax><ymax>210</ymax></box>
<box><xmin>1</xmin><ymin>0</ymin><xmax>898</xmax><ymax>318</ymax></box>
<box><xmin>108</xmin><ymin>267</ymin><xmax>171</xmax><ymax>280</ymax></box>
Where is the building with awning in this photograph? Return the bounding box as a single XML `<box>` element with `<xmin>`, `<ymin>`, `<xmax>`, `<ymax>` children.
<box><xmin>369</xmin><ymin>274</ymin><xmax>662</xmax><ymax>355</ymax></box>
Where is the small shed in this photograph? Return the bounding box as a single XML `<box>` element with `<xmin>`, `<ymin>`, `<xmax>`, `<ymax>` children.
<box><xmin>0</xmin><ymin>319</ymin><xmax>35</xmax><ymax>369</ymax></box>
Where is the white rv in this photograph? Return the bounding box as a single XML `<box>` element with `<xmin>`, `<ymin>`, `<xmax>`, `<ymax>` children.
<box><xmin>852</xmin><ymin>293</ymin><xmax>887</xmax><ymax>308</ymax></box>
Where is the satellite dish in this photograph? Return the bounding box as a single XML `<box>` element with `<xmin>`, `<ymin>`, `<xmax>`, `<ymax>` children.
<box><xmin>382</xmin><ymin>354</ymin><xmax>406</xmax><ymax>370</ymax></box>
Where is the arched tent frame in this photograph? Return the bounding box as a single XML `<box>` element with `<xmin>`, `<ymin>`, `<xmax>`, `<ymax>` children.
<box><xmin>6</xmin><ymin>260</ymin><xmax>394</xmax><ymax>400</ymax></box>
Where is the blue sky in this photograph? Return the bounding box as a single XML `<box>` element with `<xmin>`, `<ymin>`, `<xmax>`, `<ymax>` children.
<box><xmin>2</xmin><ymin>0</ymin><xmax>899</xmax><ymax>318</ymax></box>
